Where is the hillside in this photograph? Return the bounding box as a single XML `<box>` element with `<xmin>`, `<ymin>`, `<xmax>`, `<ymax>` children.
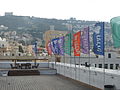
<box><xmin>0</xmin><ymin>15</ymin><xmax>112</xmax><ymax>46</ymax></box>
<box><xmin>0</xmin><ymin>15</ymin><xmax>68</xmax><ymax>39</ymax></box>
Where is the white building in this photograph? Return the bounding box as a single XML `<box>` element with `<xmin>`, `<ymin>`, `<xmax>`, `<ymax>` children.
<box><xmin>0</xmin><ymin>37</ymin><xmax>9</xmax><ymax>56</ymax></box>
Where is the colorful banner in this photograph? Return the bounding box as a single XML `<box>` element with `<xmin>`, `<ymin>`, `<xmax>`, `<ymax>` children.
<box><xmin>93</xmin><ymin>22</ymin><xmax>104</xmax><ymax>55</ymax></box>
<box><xmin>58</xmin><ymin>36</ymin><xmax>64</xmax><ymax>55</ymax></box>
<box><xmin>46</xmin><ymin>41</ymin><xmax>52</xmax><ymax>55</ymax></box>
<box><xmin>73</xmin><ymin>31</ymin><xmax>81</xmax><ymax>56</ymax></box>
<box><xmin>51</xmin><ymin>38</ymin><xmax>59</xmax><ymax>54</ymax></box>
<box><xmin>81</xmin><ymin>27</ymin><xmax>90</xmax><ymax>54</ymax></box>
<box><xmin>64</xmin><ymin>33</ymin><xmax>71</xmax><ymax>55</ymax></box>
<box><xmin>110</xmin><ymin>16</ymin><xmax>120</xmax><ymax>48</ymax></box>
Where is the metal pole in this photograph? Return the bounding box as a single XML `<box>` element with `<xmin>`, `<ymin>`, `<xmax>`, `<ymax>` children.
<box><xmin>88</xmin><ymin>26</ymin><xmax>91</xmax><ymax>85</ymax></box>
<box><xmin>70</xmin><ymin>24</ymin><xmax>73</xmax><ymax>78</ymax></box>
<box><xmin>103</xmin><ymin>22</ymin><xmax>105</xmax><ymax>87</ymax></box>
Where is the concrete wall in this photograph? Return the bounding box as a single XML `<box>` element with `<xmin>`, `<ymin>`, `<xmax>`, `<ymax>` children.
<box><xmin>49</xmin><ymin>62</ymin><xmax>120</xmax><ymax>90</ymax></box>
<box><xmin>49</xmin><ymin>55</ymin><xmax>120</xmax><ymax>70</ymax></box>
<box><xmin>0</xmin><ymin>62</ymin><xmax>49</xmax><ymax>69</ymax></box>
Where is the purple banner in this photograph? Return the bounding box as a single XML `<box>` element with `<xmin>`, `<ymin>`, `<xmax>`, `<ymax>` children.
<box><xmin>81</xmin><ymin>27</ymin><xmax>90</xmax><ymax>54</ymax></box>
<box><xmin>58</xmin><ymin>36</ymin><xmax>64</xmax><ymax>55</ymax></box>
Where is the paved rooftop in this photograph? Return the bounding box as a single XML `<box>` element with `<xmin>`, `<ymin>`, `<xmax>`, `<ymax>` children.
<box><xmin>0</xmin><ymin>75</ymin><xmax>97</xmax><ymax>90</ymax></box>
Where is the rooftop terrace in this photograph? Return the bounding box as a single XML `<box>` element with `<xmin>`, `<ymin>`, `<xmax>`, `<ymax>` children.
<box><xmin>0</xmin><ymin>75</ymin><xmax>95</xmax><ymax>90</ymax></box>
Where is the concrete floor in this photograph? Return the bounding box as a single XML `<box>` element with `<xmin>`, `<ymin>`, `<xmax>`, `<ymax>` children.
<box><xmin>0</xmin><ymin>75</ymin><xmax>98</xmax><ymax>90</ymax></box>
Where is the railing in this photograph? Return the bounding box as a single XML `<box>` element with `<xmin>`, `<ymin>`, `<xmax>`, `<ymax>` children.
<box><xmin>48</xmin><ymin>55</ymin><xmax>120</xmax><ymax>90</ymax></box>
<box><xmin>0</xmin><ymin>56</ymin><xmax>49</xmax><ymax>70</ymax></box>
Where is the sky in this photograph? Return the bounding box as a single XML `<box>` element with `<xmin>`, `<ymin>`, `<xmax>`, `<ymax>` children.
<box><xmin>0</xmin><ymin>0</ymin><xmax>120</xmax><ymax>22</ymax></box>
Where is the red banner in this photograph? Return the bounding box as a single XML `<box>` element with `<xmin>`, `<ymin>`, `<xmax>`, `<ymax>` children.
<box><xmin>46</xmin><ymin>41</ymin><xmax>52</xmax><ymax>55</ymax></box>
<box><xmin>73</xmin><ymin>31</ymin><xmax>81</xmax><ymax>56</ymax></box>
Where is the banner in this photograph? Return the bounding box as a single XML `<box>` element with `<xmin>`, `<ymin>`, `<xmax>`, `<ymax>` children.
<box><xmin>46</xmin><ymin>41</ymin><xmax>52</xmax><ymax>55</ymax></box>
<box><xmin>64</xmin><ymin>33</ymin><xmax>71</xmax><ymax>55</ymax></box>
<box><xmin>73</xmin><ymin>31</ymin><xmax>81</xmax><ymax>56</ymax></box>
<box><xmin>81</xmin><ymin>27</ymin><xmax>90</xmax><ymax>54</ymax></box>
<box><xmin>58</xmin><ymin>36</ymin><xmax>64</xmax><ymax>55</ymax></box>
<box><xmin>93</xmin><ymin>22</ymin><xmax>104</xmax><ymax>55</ymax></box>
<box><xmin>110</xmin><ymin>16</ymin><xmax>120</xmax><ymax>48</ymax></box>
<box><xmin>51</xmin><ymin>38</ymin><xmax>59</xmax><ymax>54</ymax></box>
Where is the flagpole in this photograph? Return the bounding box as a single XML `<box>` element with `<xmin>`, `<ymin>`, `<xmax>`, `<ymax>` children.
<box><xmin>81</xmin><ymin>27</ymin><xmax>90</xmax><ymax>84</ymax></box>
<box><xmin>57</xmin><ymin>36</ymin><xmax>60</xmax><ymax>74</ymax></box>
<box><xmin>73</xmin><ymin>37</ymin><xmax>76</xmax><ymax>80</ymax></box>
<box><xmin>58</xmin><ymin>47</ymin><xmax>60</xmax><ymax>74</ymax></box>
<box><xmin>93</xmin><ymin>22</ymin><xmax>105</xmax><ymax>88</ymax></box>
<box><xmin>103</xmin><ymin>22</ymin><xmax>105</xmax><ymax>87</ymax></box>
<box><xmin>88</xmin><ymin>26</ymin><xmax>91</xmax><ymax>85</ymax></box>
<box><xmin>63</xmin><ymin>35</ymin><xmax>65</xmax><ymax>76</ymax></box>
<box><xmin>88</xmin><ymin>49</ymin><xmax>90</xmax><ymax>85</ymax></box>
<box><xmin>64</xmin><ymin>51</ymin><xmax>65</xmax><ymax>76</ymax></box>
<box><xmin>71</xmin><ymin>24</ymin><xmax>75</xmax><ymax>79</ymax></box>
<box><xmin>70</xmin><ymin>52</ymin><xmax>71</xmax><ymax>77</ymax></box>
<box><xmin>72</xmin><ymin>31</ymin><xmax>76</xmax><ymax>79</ymax></box>
<box><xmin>49</xmin><ymin>35</ymin><xmax>53</xmax><ymax>68</ymax></box>
<box><xmin>63</xmin><ymin>36</ymin><xmax>65</xmax><ymax>76</ymax></box>
<box><xmin>78</xmin><ymin>50</ymin><xmax>81</xmax><ymax>81</ymax></box>
<box><xmin>79</xmin><ymin>31</ymin><xmax>81</xmax><ymax>81</ymax></box>
<box><xmin>103</xmin><ymin>51</ymin><xmax>105</xmax><ymax>88</ymax></box>
<box><xmin>58</xmin><ymin>36</ymin><xmax>64</xmax><ymax>74</ymax></box>
<box><xmin>69</xmin><ymin>24</ymin><xmax>72</xmax><ymax>78</ymax></box>
<box><xmin>70</xmin><ymin>33</ymin><xmax>72</xmax><ymax>78</ymax></box>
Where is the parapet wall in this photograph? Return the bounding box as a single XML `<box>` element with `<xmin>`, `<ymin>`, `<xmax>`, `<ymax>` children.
<box><xmin>49</xmin><ymin>62</ymin><xmax>120</xmax><ymax>90</ymax></box>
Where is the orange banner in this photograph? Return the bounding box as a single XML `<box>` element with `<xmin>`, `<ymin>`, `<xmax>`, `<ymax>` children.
<box><xmin>46</xmin><ymin>41</ymin><xmax>52</xmax><ymax>55</ymax></box>
<box><xmin>73</xmin><ymin>31</ymin><xmax>81</xmax><ymax>56</ymax></box>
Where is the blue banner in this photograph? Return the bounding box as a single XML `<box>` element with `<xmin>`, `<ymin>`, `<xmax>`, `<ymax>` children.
<box><xmin>51</xmin><ymin>38</ymin><xmax>59</xmax><ymax>54</ymax></box>
<box><xmin>93</xmin><ymin>22</ymin><xmax>104</xmax><ymax>55</ymax></box>
<box><xmin>58</xmin><ymin>36</ymin><xmax>64</xmax><ymax>55</ymax></box>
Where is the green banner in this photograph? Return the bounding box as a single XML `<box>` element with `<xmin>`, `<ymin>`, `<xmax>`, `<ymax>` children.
<box><xmin>64</xmin><ymin>33</ymin><xmax>72</xmax><ymax>55</ymax></box>
<box><xmin>110</xmin><ymin>16</ymin><xmax>120</xmax><ymax>48</ymax></box>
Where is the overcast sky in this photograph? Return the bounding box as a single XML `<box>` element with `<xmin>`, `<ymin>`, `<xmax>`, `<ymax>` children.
<box><xmin>0</xmin><ymin>0</ymin><xmax>120</xmax><ymax>22</ymax></box>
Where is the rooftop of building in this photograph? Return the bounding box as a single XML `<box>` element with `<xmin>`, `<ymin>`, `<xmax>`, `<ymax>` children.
<box><xmin>0</xmin><ymin>75</ymin><xmax>95</xmax><ymax>90</ymax></box>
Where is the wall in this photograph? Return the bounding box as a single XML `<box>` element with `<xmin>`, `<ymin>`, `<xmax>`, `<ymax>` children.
<box><xmin>49</xmin><ymin>62</ymin><xmax>120</xmax><ymax>90</ymax></box>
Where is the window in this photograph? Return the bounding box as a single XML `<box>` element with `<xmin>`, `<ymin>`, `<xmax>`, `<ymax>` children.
<box><xmin>108</xmin><ymin>53</ymin><xmax>111</xmax><ymax>58</ymax></box>
<box><xmin>104</xmin><ymin>64</ymin><xmax>108</xmax><ymax>69</ymax></box>
<box><xmin>99</xmin><ymin>64</ymin><xmax>102</xmax><ymax>68</ymax></box>
<box><xmin>115</xmin><ymin>64</ymin><xmax>119</xmax><ymax>69</ymax></box>
<box><xmin>12</xmin><ymin>54</ymin><xmax>14</xmax><ymax>56</ymax></box>
<box><xmin>110</xmin><ymin>64</ymin><xmax>113</xmax><ymax>69</ymax></box>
